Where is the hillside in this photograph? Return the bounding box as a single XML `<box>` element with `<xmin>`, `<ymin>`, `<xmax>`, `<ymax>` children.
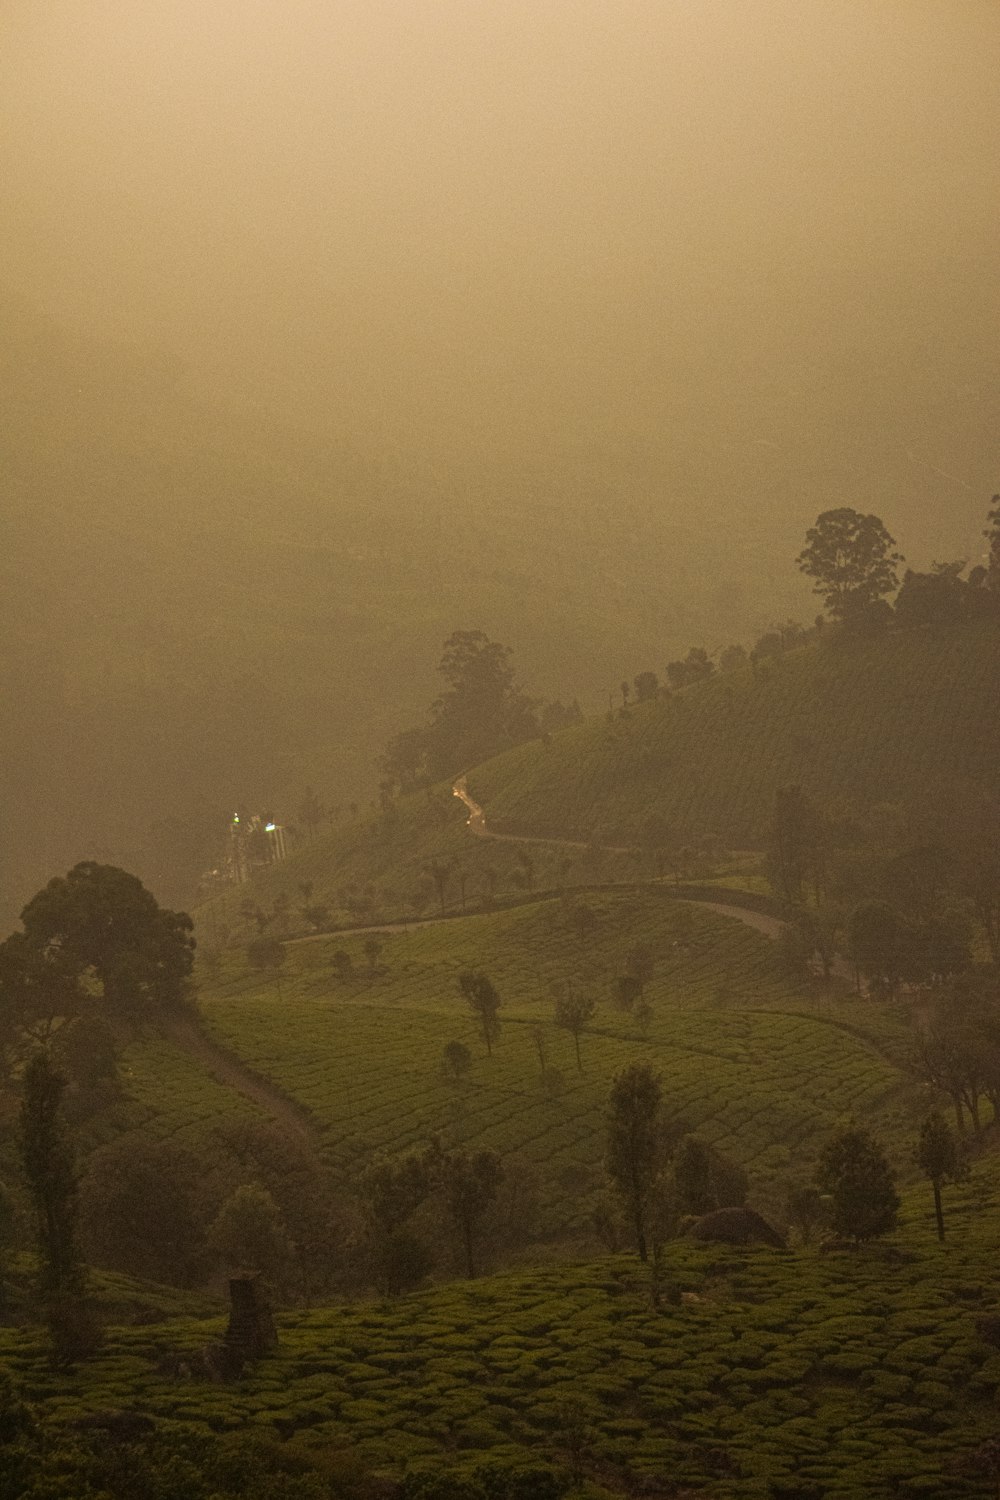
<box><xmin>159</xmin><ymin>891</ymin><xmax>921</xmax><ymax>1247</ymax></box>
<box><xmin>195</xmin><ymin>619</ymin><xmax>1000</xmax><ymax>946</ymax></box>
<box><xmin>468</xmin><ymin>621</ymin><xmax>1000</xmax><ymax>848</ymax></box>
<box><xmin>7</xmin><ymin>1171</ymin><xmax>1000</xmax><ymax>1496</ymax></box>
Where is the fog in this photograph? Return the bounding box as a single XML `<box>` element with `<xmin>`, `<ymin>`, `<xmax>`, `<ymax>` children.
<box><xmin>2</xmin><ymin>0</ymin><xmax>997</xmax><ymax>917</ymax></box>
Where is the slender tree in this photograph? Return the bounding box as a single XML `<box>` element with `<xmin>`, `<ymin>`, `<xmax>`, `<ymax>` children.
<box><xmin>552</xmin><ymin>983</ymin><xmax>596</xmax><ymax>1073</ymax></box>
<box><xmin>437</xmin><ymin>1148</ymin><xmax>503</xmax><ymax>1278</ymax></box>
<box><xmin>916</xmin><ymin>1111</ymin><xmax>968</xmax><ymax>1241</ymax></box>
<box><xmin>605</xmin><ymin>1062</ymin><xmax>665</xmax><ymax>1262</ymax></box>
<box><xmin>458</xmin><ymin>971</ymin><xmax>502</xmax><ymax>1056</ymax></box>
<box><xmin>19</xmin><ymin>1053</ymin><xmax>83</xmax><ymax>1302</ymax></box>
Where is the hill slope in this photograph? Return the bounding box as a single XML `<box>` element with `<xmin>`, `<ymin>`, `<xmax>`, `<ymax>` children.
<box><xmin>468</xmin><ymin>622</ymin><xmax>1000</xmax><ymax>847</ymax></box>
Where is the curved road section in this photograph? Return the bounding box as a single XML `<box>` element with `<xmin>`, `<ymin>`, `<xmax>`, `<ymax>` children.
<box><xmin>452</xmin><ymin>777</ymin><xmax>788</xmax><ymax>942</ymax></box>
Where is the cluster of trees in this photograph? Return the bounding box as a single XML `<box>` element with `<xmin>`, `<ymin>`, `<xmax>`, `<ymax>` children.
<box><xmin>604</xmin><ymin>1062</ymin><xmax>970</xmax><ymax>1258</ymax></box>
<box><xmin>380</xmin><ymin>630</ymin><xmax>580</xmax><ymax>794</ymax></box>
<box><xmin>797</xmin><ymin>501</ymin><xmax>1000</xmax><ymax>634</ymax></box>
<box><xmin>621</xmin><ymin>497</ymin><xmax>1000</xmax><ymax>711</ymax></box>
<box><xmin>357</xmin><ymin>1139</ymin><xmax>506</xmax><ymax>1291</ymax></box>
<box><xmin>768</xmin><ymin>779</ymin><xmax>1000</xmax><ymax>990</ymax></box>
<box><xmin>601</xmin><ymin>1063</ymin><xmax>749</xmax><ymax>1261</ymax></box>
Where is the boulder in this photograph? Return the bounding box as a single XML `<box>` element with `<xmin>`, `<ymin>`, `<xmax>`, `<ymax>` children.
<box><xmin>688</xmin><ymin>1206</ymin><xmax>786</xmax><ymax>1249</ymax></box>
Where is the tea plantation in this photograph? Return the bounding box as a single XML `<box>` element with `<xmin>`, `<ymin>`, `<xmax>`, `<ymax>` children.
<box><xmin>137</xmin><ymin>891</ymin><xmax>925</xmax><ymax>1242</ymax></box>
<box><xmin>468</xmin><ymin>621</ymin><xmax>1000</xmax><ymax>846</ymax></box>
<box><xmin>7</xmin><ymin>1153</ymin><xmax>1000</xmax><ymax>1497</ymax></box>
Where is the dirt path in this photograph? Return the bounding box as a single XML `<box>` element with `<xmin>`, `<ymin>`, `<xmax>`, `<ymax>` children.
<box><xmin>161</xmin><ymin>1011</ymin><xmax>323</xmax><ymax>1151</ymax></box>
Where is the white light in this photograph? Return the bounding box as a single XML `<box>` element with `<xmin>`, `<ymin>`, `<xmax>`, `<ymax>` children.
<box><xmin>265</xmin><ymin>823</ymin><xmax>276</xmax><ymax>832</ymax></box>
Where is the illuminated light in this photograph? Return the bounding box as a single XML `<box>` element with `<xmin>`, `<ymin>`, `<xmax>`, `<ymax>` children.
<box><xmin>265</xmin><ymin>823</ymin><xmax>276</xmax><ymax>832</ymax></box>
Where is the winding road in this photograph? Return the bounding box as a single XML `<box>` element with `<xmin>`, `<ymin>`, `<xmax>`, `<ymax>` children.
<box><xmin>452</xmin><ymin>776</ymin><xmax>790</xmax><ymax>942</ymax></box>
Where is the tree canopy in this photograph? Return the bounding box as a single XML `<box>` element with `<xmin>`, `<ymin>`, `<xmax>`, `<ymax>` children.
<box><xmin>10</xmin><ymin>863</ymin><xmax>195</xmax><ymax>1021</ymax></box>
<box><xmin>797</xmin><ymin>508</ymin><xmax>902</xmax><ymax>624</ymax></box>
<box><xmin>381</xmin><ymin>631</ymin><xmax>539</xmax><ymax>789</ymax></box>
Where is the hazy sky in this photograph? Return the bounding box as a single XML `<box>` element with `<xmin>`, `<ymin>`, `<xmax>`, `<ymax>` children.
<box><xmin>3</xmin><ymin>0</ymin><xmax>998</xmax><ymax>557</ymax></box>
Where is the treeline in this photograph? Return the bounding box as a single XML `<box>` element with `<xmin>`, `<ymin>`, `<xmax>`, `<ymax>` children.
<box><xmin>623</xmin><ymin>497</ymin><xmax>1000</xmax><ymax>704</ymax></box>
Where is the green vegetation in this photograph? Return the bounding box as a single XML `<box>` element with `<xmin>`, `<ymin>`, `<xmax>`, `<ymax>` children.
<box><xmin>468</xmin><ymin>620</ymin><xmax>1000</xmax><ymax>847</ymax></box>
<box><xmin>8</xmin><ymin>1150</ymin><xmax>1000</xmax><ymax>1496</ymax></box>
<box><xmin>190</xmin><ymin>891</ymin><xmax>922</xmax><ymax>1243</ymax></box>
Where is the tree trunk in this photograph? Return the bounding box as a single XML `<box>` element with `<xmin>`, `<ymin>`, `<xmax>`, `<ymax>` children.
<box><xmin>463</xmin><ymin>1220</ymin><xmax>476</xmax><ymax>1279</ymax></box>
<box><xmin>932</xmin><ymin>1181</ymin><xmax>945</xmax><ymax>1242</ymax></box>
<box><xmin>574</xmin><ymin>1033</ymin><xmax>582</xmax><ymax>1073</ymax></box>
<box><xmin>632</xmin><ymin>1194</ymin><xmax>647</xmax><ymax>1263</ymax></box>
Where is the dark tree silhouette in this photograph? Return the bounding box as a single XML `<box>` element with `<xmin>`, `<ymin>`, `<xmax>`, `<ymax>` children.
<box><xmin>797</xmin><ymin>508</ymin><xmax>902</xmax><ymax>623</ymax></box>
<box><xmin>816</xmin><ymin>1127</ymin><xmax>899</xmax><ymax>1244</ymax></box>
<box><xmin>605</xmin><ymin>1062</ymin><xmax>665</xmax><ymax>1262</ymax></box>
<box><xmin>458</xmin><ymin>970</ymin><xmax>502</xmax><ymax>1055</ymax></box>
<box><xmin>916</xmin><ymin>1111</ymin><xmax>967</xmax><ymax>1242</ymax></box>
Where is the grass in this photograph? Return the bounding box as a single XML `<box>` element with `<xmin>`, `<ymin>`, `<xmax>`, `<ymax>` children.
<box><xmin>6</xmin><ymin>1153</ymin><xmax>1000</xmax><ymax>1496</ymax></box>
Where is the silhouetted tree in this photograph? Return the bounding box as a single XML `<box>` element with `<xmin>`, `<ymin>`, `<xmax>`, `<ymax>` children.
<box><xmin>458</xmin><ymin>970</ymin><xmax>502</xmax><ymax>1055</ymax></box>
<box><xmin>424</xmin><ymin>859</ymin><xmax>453</xmax><ymax>915</ymax></box>
<box><xmin>19</xmin><ymin>863</ymin><xmax>195</xmax><ymax>1017</ymax></box>
<box><xmin>297</xmin><ymin>786</ymin><xmax>325</xmax><ymax>840</ymax></box>
<box><xmin>916</xmin><ymin>1111</ymin><xmax>967</xmax><ymax>1242</ymax></box>
<box><xmin>246</xmin><ymin>936</ymin><xmax>286</xmax><ymax>997</ymax></box>
<box><xmin>847</xmin><ymin>901</ymin><xmax>907</xmax><ymax>996</ymax></box>
<box><xmin>785</xmin><ymin>1184</ymin><xmax>827</xmax><ymax>1246</ymax></box>
<box><xmin>552</xmin><ymin>982</ymin><xmax>596</xmax><ymax>1072</ymax></box>
<box><xmin>673</xmin><ymin>1136</ymin><xmax>748</xmax><ymax>1217</ymax></box>
<box><xmin>209</xmin><ymin>1184</ymin><xmax>296</xmax><ymax>1298</ymax></box>
<box><xmin>797</xmin><ymin>508</ymin><xmax>902</xmax><ymax>624</ymax></box>
<box><xmin>767</xmin><ymin>785</ymin><xmax>826</xmax><ymax>905</ymax></box>
<box><xmin>442</xmin><ymin>1040</ymin><xmax>472</xmax><ymax>1081</ymax></box>
<box><xmin>19</xmin><ymin>1052</ymin><xmax>96</xmax><ymax>1360</ymax></box>
<box><xmin>605</xmin><ymin>1062</ymin><xmax>665</xmax><ymax>1262</ymax></box>
<box><xmin>436</xmin><ymin>1147</ymin><xmax>503</xmax><ymax>1278</ymax></box>
<box><xmin>816</xmin><ymin>1127</ymin><xmax>899</xmax><ymax>1244</ymax></box>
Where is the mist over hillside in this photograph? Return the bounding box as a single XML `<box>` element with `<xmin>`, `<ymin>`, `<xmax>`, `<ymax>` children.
<box><xmin>2</xmin><ymin>0</ymin><xmax>997</xmax><ymax>922</ymax></box>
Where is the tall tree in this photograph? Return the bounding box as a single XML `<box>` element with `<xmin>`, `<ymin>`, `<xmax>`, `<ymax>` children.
<box><xmin>19</xmin><ymin>1052</ymin><xmax>83</xmax><ymax>1301</ymax></box>
<box><xmin>18</xmin><ymin>1052</ymin><xmax>97</xmax><ymax>1361</ymax></box>
<box><xmin>436</xmin><ymin>1147</ymin><xmax>503</xmax><ymax>1278</ymax></box>
<box><xmin>605</xmin><ymin>1062</ymin><xmax>665</xmax><ymax>1262</ymax></box>
<box><xmin>19</xmin><ymin>863</ymin><xmax>195</xmax><ymax>1016</ymax></box>
<box><xmin>767</xmin><ymin>785</ymin><xmax>826</xmax><ymax>905</ymax></box>
<box><xmin>297</xmin><ymin>786</ymin><xmax>325</xmax><ymax>840</ymax></box>
<box><xmin>552</xmin><ymin>982</ymin><xmax>596</xmax><ymax>1073</ymax></box>
<box><xmin>816</xmin><ymin>1127</ymin><xmax>899</xmax><ymax>1244</ymax></box>
<box><xmin>916</xmin><ymin>1112</ymin><xmax>967</xmax><ymax>1242</ymax></box>
<box><xmin>797</xmin><ymin>508</ymin><xmax>902</xmax><ymax>623</ymax></box>
<box><xmin>458</xmin><ymin>970</ymin><xmax>502</xmax><ymax>1056</ymax></box>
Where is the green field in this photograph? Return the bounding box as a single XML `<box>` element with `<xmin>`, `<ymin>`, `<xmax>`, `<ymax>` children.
<box><xmin>6</xmin><ymin>1151</ymin><xmax>1000</xmax><ymax>1497</ymax></box>
<box><xmin>468</xmin><ymin>622</ymin><xmax>1000</xmax><ymax>846</ymax></box>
